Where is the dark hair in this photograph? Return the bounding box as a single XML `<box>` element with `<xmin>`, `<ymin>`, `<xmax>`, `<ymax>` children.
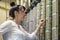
<box><xmin>9</xmin><ymin>2</ymin><xmax>26</xmax><ymax>19</ymax></box>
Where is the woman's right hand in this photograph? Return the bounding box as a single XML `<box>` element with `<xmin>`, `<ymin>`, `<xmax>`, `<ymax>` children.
<box><xmin>38</xmin><ymin>19</ymin><xmax>45</xmax><ymax>26</ymax></box>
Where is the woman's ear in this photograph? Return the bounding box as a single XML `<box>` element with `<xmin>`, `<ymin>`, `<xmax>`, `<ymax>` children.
<box><xmin>14</xmin><ymin>11</ymin><xmax>18</xmax><ymax>16</ymax></box>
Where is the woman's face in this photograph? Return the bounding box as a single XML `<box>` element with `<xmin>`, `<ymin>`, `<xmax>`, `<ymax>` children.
<box><xmin>17</xmin><ymin>8</ymin><xmax>26</xmax><ymax>21</ymax></box>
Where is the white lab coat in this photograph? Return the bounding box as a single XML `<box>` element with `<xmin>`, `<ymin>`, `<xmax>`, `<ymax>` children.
<box><xmin>0</xmin><ymin>20</ymin><xmax>36</xmax><ymax>40</ymax></box>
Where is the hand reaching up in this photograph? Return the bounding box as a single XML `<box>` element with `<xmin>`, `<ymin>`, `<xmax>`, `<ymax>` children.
<box><xmin>38</xmin><ymin>19</ymin><xmax>45</xmax><ymax>26</ymax></box>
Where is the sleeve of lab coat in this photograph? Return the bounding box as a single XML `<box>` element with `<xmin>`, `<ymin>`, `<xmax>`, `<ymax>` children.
<box><xmin>19</xmin><ymin>25</ymin><xmax>36</xmax><ymax>38</ymax></box>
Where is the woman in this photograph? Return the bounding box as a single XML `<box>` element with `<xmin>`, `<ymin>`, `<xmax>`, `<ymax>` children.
<box><xmin>0</xmin><ymin>2</ymin><xmax>45</xmax><ymax>40</ymax></box>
